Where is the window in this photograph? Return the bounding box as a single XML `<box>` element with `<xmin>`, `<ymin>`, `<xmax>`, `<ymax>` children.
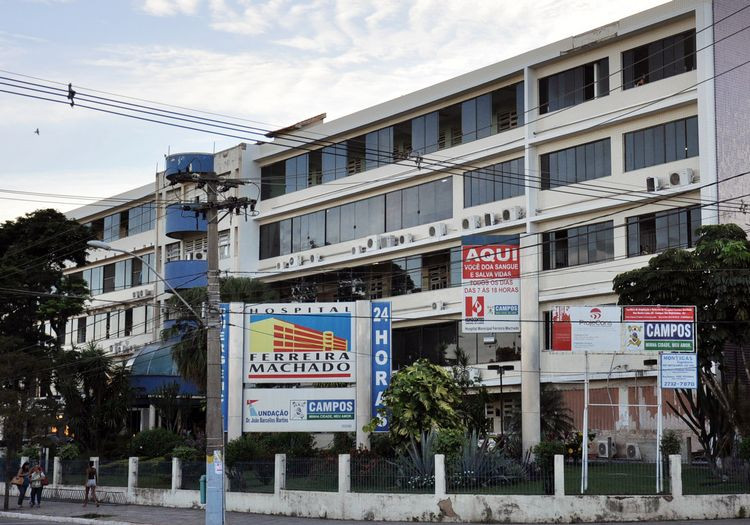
<box><xmin>76</xmin><ymin>317</ymin><xmax>87</xmax><ymax>344</ymax></box>
<box><xmin>124</xmin><ymin>308</ymin><xmax>133</xmax><ymax>337</ymax></box>
<box><xmin>165</xmin><ymin>242</ymin><xmax>181</xmax><ymax>263</ymax></box>
<box><xmin>627</xmin><ymin>207</ymin><xmax>701</xmax><ymax>256</ymax></box>
<box><xmin>127</xmin><ymin>202</ymin><xmax>156</xmax><ymax>236</ymax></box>
<box><xmin>285</xmin><ymin>155</ymin><xmax>309</xmax><ymax>194</ymax></box>
<box><xmin>464</xmin><ymin>157</ymin><xmax>525</xmax><ymax>208</ymax></box>
<box><xmin>540</xmin><ymin>138</ymin><xmax>611</xmax><ymax>189</ymax></box>
<box><xmin>321</xmin><ymin>142</ymin><xmax>348</xmax><ymax>183</ymax></box>
<box><xmin>624</xmin><ymin>116</ymin><xmax>699</xmax><ymax>171</ymax></box>
<box><xmin>102</xmin><ymin>264</ymin><xmax>116</xmax><ymax>293</ymax></box>
<box><xmin>261</xmin><ymin>162</ymin><xmax>285</xmax><ymax>200</ymax></box>
<box><xmin>542</xmin><ymin>221</ymin><xmax>614</xmax><ymax>270</ymax></box>
<box><xmin>102</xmin><ymin>213</ymin><xmax>121</xmax><ymax>242</ymax></box>
<box><xmin>259</xmin><ymin>179</ymin><xmax>453</xmax><ymax>259</ymax></box>
<box><xmin>219</xmin><ymin>230</ymin><xmax>230</xmax><ymax>259</ymax></box>
<box><xmin>539</xmin><ymin>58</ymin><xmax>609</xmax><ymax>114</ymax></box>
<box><xmin>623</xmin><ymin>30</ymin><xmax>696</xmax><ymax>89</ymax></box>
<box><xmin>365</xmin><ymin>127</ymin><xmax>393</xmax><ymax>170</ymax></box>
<box><xmin>393</xmin><ymin>322</ymin><xmax>457</xmax><ymax>369</ymax></box>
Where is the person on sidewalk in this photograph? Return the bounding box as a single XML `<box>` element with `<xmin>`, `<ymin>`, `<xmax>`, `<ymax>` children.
<box><xmin>15</xmin><ymin>462</ymin><xmax>31</xmax><ymax>507</ymax></box>
<box><xmin>29</xmin><ymin>464</ymin><xmax>46</xmax><ymax>508</ymax></box>
<box><xmin>83</xmin><ymin>461</ymin><xmax>99</xmax><ymax>508</ymax></box>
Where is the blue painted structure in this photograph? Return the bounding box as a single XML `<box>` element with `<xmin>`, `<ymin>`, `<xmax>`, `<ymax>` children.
<box><xmin>164</xmin><ymin>152</ymin><xmax>214</xmax><ymax>181</ymax></box>
<box><xmin>165</xmin><ymin>259</ymin><xmax>208</xmax><ymax>289</ymax></box>
<box><xmin>165</xmin><ymin>203</ymin><xmax>208</xmax><ymax>239</ymax></box>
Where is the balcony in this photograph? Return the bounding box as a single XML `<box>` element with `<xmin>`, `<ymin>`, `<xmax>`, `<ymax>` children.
<box><xmin>165</xmin><ymin>203</ymin><xmax>208</xmax><ymax>239</ymax></box>
<box><xmin>164</xmin><ymin>259</ymin><xmax>207</xmax><ymax>290</ymax></box>
<box><xmin>164</xmin><ymin>152</ymin><xmax>214</xmax><ymax>181</ymax></box>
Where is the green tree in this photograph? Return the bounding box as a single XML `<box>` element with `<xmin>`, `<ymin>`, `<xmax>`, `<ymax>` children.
<box><xmin>450</xmin><ymin>347</ymin><xmax>491</xmax><ymax>436</ymax></box>
<box><xmin>368</xmin><ymin>358</ymin><xmax>463</xmax><ymax>443</ymax></box>
<box><xmin>613</xmin><ymin>224</ymin><xmax>750</xmax><ymax>464</ymax></box>
<box><xmin>0</xmin><ymin>209</ymin><xmax>90</xmax><ymax>510</ymax></box>
<box><xmin>163</xmin><ymin>277</ymin><xmax>277</xmax><ymax>392</ymax></box>
<box><xmin>53</xmin><ymin>343</ymin><xmax>132</xmax><ymax>452</ymax></box>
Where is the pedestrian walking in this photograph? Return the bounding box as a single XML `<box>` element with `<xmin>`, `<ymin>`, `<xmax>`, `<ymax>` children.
<box><xmin>83</xmin><ymin>460</ymin><xmax>99</xmax><ymax>507</ymax></box>
<box><xmin>13</xmin><ymin>462</ymin><xmax>31</xmax><ymax>507</ymax></box>
<box><xmin>29</xmin><ymin>464</ymin><xmax>46</xmax><ymax>507</ymax></box>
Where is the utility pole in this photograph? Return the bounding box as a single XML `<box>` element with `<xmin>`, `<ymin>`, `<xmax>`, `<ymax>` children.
<box><xmin>165</xmin><ymin>155</ymin><xmax>256</xmax><ymax>525</ymax></box>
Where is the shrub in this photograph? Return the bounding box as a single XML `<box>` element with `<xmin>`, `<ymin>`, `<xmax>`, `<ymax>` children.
<box><xmin>171</xmin><ymin>445</ymin><xmax>202</xmax><ymax>461</ymax></box>
<box><xmin>661</xmin><ymin>430</ymin><xmax>682</xmax><ymax>459</ymax></box>
<box><xmin>225</xmin><ymin>434</ymin><xmax>267</xmax><ymax>467</ymax></box>
<box><xmin>129</xmin><ymin>428</ymin><xmax>183</xmax><ymax>458</ymax></box>
<box><xmin>739</xmin><ymin>437</ymin><xmax>750</xmax><ymax>461</ymax></box>
<box><xmin>434</xmin><ymin>428</ymin><xmax>464</xmax><ymax>463</ymax></box>
<box><xmin>532</xmin><ymin>440</ymin><xmax>565</xmax><ymax>471</ymax></box>
<box><xmin>328</xmin><ymin>433</ymin><xmax>355</xmax><ymax>455</ymax></box>
<box><xmin>57</xmin><ymin>443</ymin><xmax>81</xmax><ymax>460</ymax></box>
<box><xmin>20</xmin><ymin>444</ymin><xmax>40</xmax><ymax>459</ymax></box>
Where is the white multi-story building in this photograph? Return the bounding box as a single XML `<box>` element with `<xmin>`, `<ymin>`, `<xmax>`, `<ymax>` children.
<box><xmin>63</xmin><ymin>0</ymin><xmax>749</xmax><ymax>453</ymax></box>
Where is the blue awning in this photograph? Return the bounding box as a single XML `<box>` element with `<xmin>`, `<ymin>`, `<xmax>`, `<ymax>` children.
<box><xmin>129</xmin><ymin>339</ymin><xmax>199</xmax><ymax>395</ymax></box>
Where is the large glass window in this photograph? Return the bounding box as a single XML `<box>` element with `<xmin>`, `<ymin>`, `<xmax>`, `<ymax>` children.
<box><xmin>261</xmin><ymin>162</ymin><xmax>285</xmax><ymax>200</ymax></box>
<box><xmin>464</xmin><ymin>157</ymin><xmax>525</xmax><ymax>208</ymax></box>
<box><xmin>624</xmin><ymin>116</ymin><xmax>699</xmax><ymax>171</ymax></box>
<box><xmin>76</xmin><ymin>317</ymin><xmax>87</xmax><ymax>344</ymax></box>
<box><xmin>626</xmin><ymin>206</ymin><xmax>701</xmax><ymax>256</ymax></box>
<box><xmin>322</xmin><ymin>142</ymin><xmax>348</xmax><ymax>183</ymax></box>
<box><xmin>365</xmin><ymin>127</ymin><xmax>394</xmax><ymax>170</ymax></box>
<box><xmin>393</xmin><ymin>322</ymin><xmax>457</xmax><ymax>369</ymax></box>
<box><xmin>542</xmin><ymin>221</ymin><xmax>614</xmax><ymax>270</ymax></box>
<box><xmin>622</xmin><ymin>30</ymin><xmax>696</xmax><ymax>89</ymax></box>
<box><xmin>285</xmin><ymin>154</ymin><xmax>309</xmax><ymax>194</ymax></box>
<box><xmin>102</xmin><ymin>213</ymin><xmax>121</xmax><ymax>242</ymax></box>
<box><xmin>539</xmin><ymin>58</ymin><xmax>609</xmax><ymax>114</ymax></box>
<box><xmin>127</xmin><ymin>202</ymin><xmax>156</xmax><ymax>236</ymax></box>
<box><xmin>540</xmin><ymin>138</ymin><xmax>611</xmax><ymax>190</ymax></box>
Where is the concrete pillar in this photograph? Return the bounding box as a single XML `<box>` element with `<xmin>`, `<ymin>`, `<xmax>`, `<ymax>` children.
<box><xmin>355</xmin><ymin>300</ymin><xmax>372</xmax><ymax>449</ymax></box>
<box><xmin>52</xmin><ymin>457</ymin><xmax>62</xmax><ymax>486</ymax></box>
<box><xmin>148</xmin><ymin>404</ymin><xmax>157</xmax><ymax>430</ymax></box>
<box><xmin>127</xmin><ymin>456</ymin><xmax>139</xmax><ymax>499</ymax></box>
<box><xmin>227</xmin><ymin>302</ymin><xmax>245</xmax><ymax>441</ymax></box>
<box><xmin>669</xmin><ymin>454</ymin><xmax>682</xmax><ymax>497</ymax></box>
<box><xmin>520</xmin><ymin>229</ymin><xmax>541</xmax><ymax>455</ymax></box>
<box><xmin>434</xmin><ymin>454</ymin><xmax>446</xmax><ymax>496</ymax></box>
<box><xmin>172</xmin><ymin>457</ymin><xmax>182</xmax><ymax>491</ymax></box>
<box><xmin>338</xmin><ymin>454</ymin><xmax>351</xmax><ymax>494</ymax></box>
<box><xmin>554</xmin><ymin>454</ymin><xmax>565</xmax><ymax>496</ymax></box>
<box><xmin>274</xmin><ymin>454</ymin><xmax>286</xmax><ymax>495</ymax></box>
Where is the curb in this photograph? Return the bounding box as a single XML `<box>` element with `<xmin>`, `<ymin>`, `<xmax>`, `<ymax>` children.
<box><xmin>0</xmin><ymin>510</ymin><xmax>138</xmax><ymax>525</ymax></box>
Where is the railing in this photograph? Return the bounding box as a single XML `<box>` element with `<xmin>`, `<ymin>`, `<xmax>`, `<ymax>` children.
<box><xmin>181</xmin><ymin>460</ymin><xmax>205</xmax><ymax>490</ymax></box>
<box><xmin>565</xmin><ymin>459</ymin><xmax>667</xmax><ymax>495</ymax></box>
<box><xmin>226</xmin><ymin>461</ymin><xmax>275</xmax><ymax>493</ymax></box>
<box><xmin>60</xmin><ymin>459</ymin><xmax>89</xmax><ymax>486</ymax></box>
<box><xmin>447</xmin><ymin>459</ymin><xmax>547</xmax><ymax>495</ymax></box>
<box><xmin>137</xmin><ymin>459</ymin><xmax>172</xmax><ymax>489</ymax></box>
<box><xmin>98</xmin><ymin>458</ymin><xmax>129</xmax><ymax>487</ymax></box>
<box><xmin>351</xmin><ymin>455</ymin><xmax>432</xmax><ymax>493</ymax></box>
<box><xmin>682</xmin><ymin>460</ymin><xmax>750</xmax><ymax>495</ymax></box>
<box><xmin>285</xmin><ymin>457</ymin><xmax>338</xmax><ymax>492</ymax></box>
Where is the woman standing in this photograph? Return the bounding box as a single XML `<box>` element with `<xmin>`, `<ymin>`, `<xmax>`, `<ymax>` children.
<box><xmin>15</xmin><ymin>462</ymin><xmax>31</xmax><ymax>507</ymax></box>
<box><xmin>29</xmin><ymin>465</ymin><xmax>46</xmax><ymax>508</ymax></box>
<box><xmin>83</xmin><ymin>461</ymin><xmax>99</xmax><ymax>507</ymax></box>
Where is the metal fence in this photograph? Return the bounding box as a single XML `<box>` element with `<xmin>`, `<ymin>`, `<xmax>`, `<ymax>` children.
<box><xmin>682</xmin><ymin>461</ymin><xmax>750</xmax><ymax>495</ymax></box>
<box><xmin>447</xmin><ymin>458</ymin><xmax>548</xmax><ymax>495</ymax></box>
<box><xmin>60</xmin><ymin>459</ymin><xmax>89</xmax><ymax>486</ymax></box>
<box><xmin>181</xmin><ymin>460</ymin><xmax>205</xmax><ymax>490</ymax></box>
<box><xmin>98</xmin><ymin>459</ymin><xmax>129</xmax><ymax>487</ymax></box>
<box><xmin>285</xmin><ymin>457</ymin><xmax>338</xmax><ymax>492</ymax></box>
<box><xmin>351</xmin><ymin>455</ymin><xmax>432</xmax><ymax>493</ymax></box>
<box><xmin>137</xmin><ymin>460</ymin><xmax>172</xmax><ymax>489</ymax></box>
<box><xmin>226</xmin><ymin>461</ymin><xmax>275</xmax><ymax>493</ymax></box>
<box><xmin>565</xmin><ymin>459</ymin><xmax>667</xmax><ymax>495</ymax></box>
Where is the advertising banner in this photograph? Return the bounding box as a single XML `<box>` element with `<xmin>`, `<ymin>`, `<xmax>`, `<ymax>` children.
<box><xmin>244</xmin><ymin>303</ymin><xmax>356</xmax><ymax>383</ymax></box>
<box><xmin>242</xmin><ymin>387</ymin><xmax>357</xmax><ymax>432</ymax></box>
<box><xmin>622</xmin><ymin>306</ymin><xmax>696</xmax><ymax>352</ymax></box>
<box><xmin>551</xmin><ymin>306</ymin><xmax>620</xmax><ymax>352</ymax></box>
<box><xmin>660</xmin><ymin>353</ymin><xmax>698</xmax><ymax>389</ymax></box>
<box><xmin>462</xmin><ymin>244</ymin><xmax>521</xmax><ymax>333</ymax></box>
<box><xmin>371</xmin><ymin>301</ymin><xmax>391</xmax><ymax>432</ymax></box>
<box><xmin>220</xmin><ymin>303</ymin><xmax>229</xmax><ymax>432</ymax></box>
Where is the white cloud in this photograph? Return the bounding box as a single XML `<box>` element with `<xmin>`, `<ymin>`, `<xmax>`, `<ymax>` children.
<box><xmin>139</xmin><ymin>0</ymin><xmax>200</xmax><ymax>16</ymax></box>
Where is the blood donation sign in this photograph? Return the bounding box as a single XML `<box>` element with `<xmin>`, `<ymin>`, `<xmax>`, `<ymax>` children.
<box><xmin>622</xmin><ymin>306</ymin><xmax>696</xmax><ymax>352</ymax></box>
<box><xmin>462</xmin><ymin>244</ymin><xmax>520</xmax><ymax>333</ymax></box>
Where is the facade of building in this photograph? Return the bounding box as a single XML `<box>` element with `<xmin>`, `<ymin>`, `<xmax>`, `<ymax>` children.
<box><xmin>63</xmin><ymin>0</ymin><xmax>749</xmax><ymax>454</ymax></box>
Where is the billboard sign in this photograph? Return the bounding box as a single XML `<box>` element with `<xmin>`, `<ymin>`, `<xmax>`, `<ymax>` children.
<box><xmin>244</xmin><ymin>303</ymin><xmax>356</xmax><ymax>383</ymax></box>
<box><xmin>551</xmin><ymin>306</ymin><xmax>620</xmax><ymax>352</ymax></box>
<box><xmin>242</xmin><ymin>387</ymin><xmax>356</xmax><ymax>432</ymax></box>
<box><xmin>462</xmin><ymin>244</ymin><xmax>521</xmax><ymax>333</ymax></box>
<box><xmin>660</xmin><ymin>353</ymin><xmax>698</xmax><ymax>389</ymax></box>
<box><xmin>220</xmin><ymin>303</ymin><xmax>229</xmax><ymax>432</ymax></box>
<box><xmin>622</xmin><ymin>306</ymin><xmax>696</xmax><ymax>352</ymax></box>
<box><xmin>371</xmin><ymin>301</ymin><xmax>392</xmax><ymax>432</ymax></box>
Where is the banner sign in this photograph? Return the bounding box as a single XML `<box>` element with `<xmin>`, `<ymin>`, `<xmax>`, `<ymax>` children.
<box><xmin>242</xmin><ymin>387</ymin><xmax>356</xmax><ymax>432</ymax></box>
<box><xmin>551</xmin><ymin>306</ymin><xmax>620</xmax><ymax>352</ymax></box>
<box><xmin>462</xmin><ymin>244</ymin><xmax>520</xmax><ymax>333</ymax></box>
<box><xmin>244</xmin><ymin>303</ymin><xmax>356</xmax><ymax>383</ymax></box>
<box><xmin>660</xmin><ymin>353</ymin><xmax>698</xmax><ymax>389</ymax></box>
<box><xmin>371</xmin><ymin>301</ymin><xmax>391</xmax><ymax>432</ymax></box>
<box><xmin>220</xmin><ymin>303</ymin><xmax>230</xmax><ymax>432</ymax></box>
<box><xmin>623</xmin><ymin>306</ymin><xmax>696</xmax><ymax>352</ymax></box>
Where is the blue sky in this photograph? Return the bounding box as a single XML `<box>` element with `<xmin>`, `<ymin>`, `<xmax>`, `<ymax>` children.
<box><xmin>0</xmin><ymin>0</ymin><xmax>666</xmax><ymax>221</ymax></box>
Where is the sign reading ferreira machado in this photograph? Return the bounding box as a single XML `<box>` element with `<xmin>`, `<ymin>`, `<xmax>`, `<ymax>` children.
<box><xmin>244</xmin><ymin>303</ymin><xmax>356</xmax><ymax>383</ymax></box>
<box><xmin>242</xmin><ymin>388</ymin><xmax>356</xmax><ymax>432</ymax></box>
<box><xmin>462</xmin><ymin>244</ymin><xmax>520</xmax><ymax>333</ymax></box>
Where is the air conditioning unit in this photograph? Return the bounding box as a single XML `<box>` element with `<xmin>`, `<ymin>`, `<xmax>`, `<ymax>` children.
<box><xmin>187</xmin><ymin>250</ymin><xmax>207</xmax><ymax>260</ymax></box>
<box><xmin>144</xmin><ymin>289</ymin><xmax>154</xmax><ymax>297</ymax></box>
<box><xmin>276</xmin><ymin>261</ymin><xmax>284</xmax><ymax>270</ymax></box>
<box><xmin>669</xmin><ymin>168</ymin><xmax>694</xmax><ymax>187</ymax></box>
<box><xmin>351</xmin><ymin>245</ymin><xmax>366</xmax><ymax>255</ymax></box>
<box><xmin>112</xmin><ymin>342</ymin><xmax>128</xmax><ymax>355</ymax></box>
<box><xmin>597</xmin><ymin>438</ymin><xmax>614</xmax><ymax>458</ymax></box>
<box><xmin>625</xmin><ymin>442</ymin><xmax>642</xmax><ymax>460</ymax></box>
<box><xmin>462</xmin><ymin>215</ymin><xmax>482</xmax><ymax>230</ymax></box>
<box><xmin>646</xmin><ymin>176</ymin><xmax>663</xmax><ymax>192</ymax></box>
<box><xmin>309</xmin><ymin>253</ymin><xmax>324</xmax><ymax>264</ymax></box>
<box><xmin>468</xmin><ymin>368</ymin><xmax>481</xmax><ymax>382</ymax></box>
<box><xmin>365</xmin><ymin>235</ymin><xmax>380</xmax><ymax>251</ymax></box>
<box><xmin>379</xmin><ymin>235</ymin><xmax>398</xmax><ymax>248</ymax></box>
<box><xmin>502</xmin><ymin>206</ymin><xmax>524</xmax><ymax>222</ymax></box>
<box><xmin>398</xmin><ymin>233</ymin><xmax>414</xmax><ymax>245</ymax></box>
<box><xmin>132</xmin><ymin>290</ymin><xmax>143</xmax><ymax>299</ymax></box>
<box><xmin>431</xmin><ymin>300</ymin><xmax>446</xmax><ymax>310</ymax></box>
<box><xmin>287</xmin><ymin>255</ymin><xmax>303</xmax><ymax>268</ymax></box>
<box><xmin>428</xmin><ymin>223</ymin><xmax>448</xmax><ymax>238</ymax></box>
<box><xmin>484</xmin><ymin>213</ymin><xmax>498</xmax><ymax>226</ymax></box>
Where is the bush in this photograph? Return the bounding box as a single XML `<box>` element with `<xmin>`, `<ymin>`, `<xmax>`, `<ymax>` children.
<box><xmin>129</xmin><ymin>428</ymin><xmax>183</xmax><ymax>458</ymax></box>
<box><xmin>57</xmin><ymin>443</ymin><xmax>81</xmax><ymax>460</ymax></box>
<box><xmin>21</xmin><ymin>444</ymin><xmax>40</xmax><ymax>459</ymax></box>
<box><xmin>661</xmin><ymin>430</ymin><xmax>681</xmax><ymax>459</ymax></box>
<box><xmin>328</xmin><ymin>433</ymin><xmax>355</xmax><ymax>455</ymax></box>
<box><xmin>171</xmin><ymin>445</ymin><xmax>202</xmax><ymax>461</ymax></box>
<box><xmin>369</xmin><ymin>433</ymin><xmax>398</xmax><ymax>458</ymax></box>
<box><xmin>100</xmin><ymin>434</ymin><xmax>131</xmax><ymax>459</ymax></box>
<box><xmin>739</xmin><ymin>437</ymin><xmax>750</xmax><ymax>461</ymax></box>
<box><xmin>434</xmin><ymin>428</ymin><xmax>464</xmax><ymax>462</ymax></box>
<box><xmin>532</xmin><ymin>440</ymin><xmax>565</xmax><ymax>471</ymax></box>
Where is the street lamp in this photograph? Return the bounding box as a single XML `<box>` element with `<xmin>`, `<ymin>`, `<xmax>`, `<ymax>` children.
<box><xmin>86</xmin><ymin>240</ymin><xmax>203</xmax><ymax>324</ymax></box>
<box><xmin>487</xmin><ymin>364</ymin><xmax>515</xmax><ymax>437</ymax></box>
